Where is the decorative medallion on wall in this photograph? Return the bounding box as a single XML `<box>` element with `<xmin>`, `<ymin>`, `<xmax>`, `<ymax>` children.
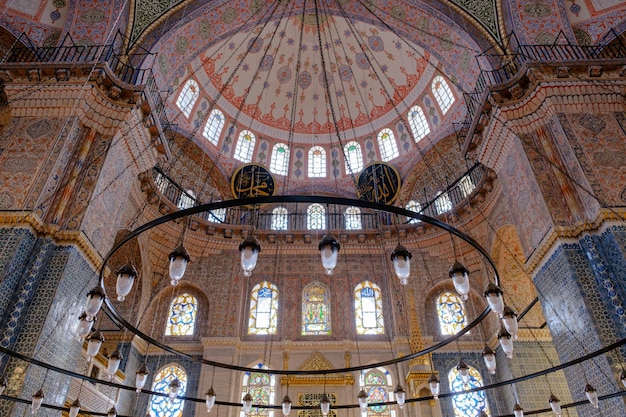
<box><xmin>231</xmin><ymin>163</ymin><xmax>275</xmax><ymax>199</ymax></box>
<box><xmin>356</xmin><ymin>162</ymin><xmax>401</xmax><ymax>204</ymax></box>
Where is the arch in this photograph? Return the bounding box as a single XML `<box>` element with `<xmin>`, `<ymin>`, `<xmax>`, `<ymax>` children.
<box><xmin>405</xmin><ymin>200</ymin><xmax>421</xmax><ymax>224</ymax></box>
<box><xmin>344</xmin><ymin>141</ymin><xmax>364</xmax><ymax>174</ymax></box>
<box><xmin>203</xmin><ymin>108</ymin><xmax>225</xmax><ymax>145</ymax></box>
<box><xmin>271</xmin><ymin>206</ymin><xmax>289</xmax><ymax>231</ymax></box>
<box><xmin>248</xmin><ymin>281</ymin><xmax>278</xmax><ymax>335</ymax></box>
<box><xmin>165</xmin><ymin>293</ymin><xmax>198</xmax><ymax>336</ymax></box>
<box><xmin>354</xmin><ymin>280</ymin><xmax>385</xmax><ymax>335</ymax></box>
<box><xmin>234</xmin><ymin>130</ymin><xmax>256</xmax><ymax>163</ymax></box>
<box><xmin>307</xmin><ymin>203</ymin><xmax>325</xmax><ymax>230</ymax></box>
<box><xmin>308</xmin><ymin>146</ymin><xmax>326</xmax><ymax>178</ymax></box>
<box><xmin>241</xmin><ymin>363</ymin><xmax>276</xmax><ymax>417</ymax></box>
<box><xmin>436</xmin><ymin>292</ymin><xmax>467</xmax><ymax>336</ymax></box>
<box><xmin>377</xmin><ymin>128</ymin><xmax>399</xmax><ymax>161</ymax></box>
<box><xmin>270</xmin><ymin>143</ymin><xmax>290</xmax><ymax>176</ymax></box>
<box><xmin>175</xmin><ymin>78</ymin><xmax>200</xmax><ymax>118</ymax></box>
<box><xmin>448</xmin><ymin>365</ymin><xmax>490</xmax><ymax>417</ymax></box>
<box><xmin>302</xmin><ymin>281</ymin><xmax>332</xmax><ymax>335</ymax></box>
<box><xmin>407</xmin><ymin>105</ymin><xmax>430</xmax><ymax>142</ymax></box>
<box><xmin>431</xmin><ymin>75</ymin><xmax>455</xmax><ymax>115</ymax></box>
<box><xmin>359</xmin><ymin>367</ymin><xmax>395</xmax><ymax>417</ymax></box>
<box><xmin>148</xmin><ymin>364</ymin><xmax>188</xmax><ymax>417</ymax></box>
<box><xmin>344</xmin><ymin>206</ymin><xmax>362</xmax><ymax>230</ymax></box>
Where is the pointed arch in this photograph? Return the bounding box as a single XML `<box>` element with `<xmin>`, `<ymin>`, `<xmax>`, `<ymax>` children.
<box><xmin>234</xmin><ymin>130</ymin><xmax>256</xmax><ymax>163</ymax></box>
<box><xmin>148</xmin><ymin>364</ymin><xmax>188</xmax><ymax>417</ymax></box>
<box><xmin>248</xmin><ymin>281</ymin><xmax>278</xmax><ymax>335</ymax></box>
<box><xmin>241</xmin><ymin>363</ymin><xmax>276</xmax><ymax>417</ymax></box>
<box><xmin>377</xmin><ymin>128</ymin><xmax>399</xmax><ymax>161</ymax></box>
<box><xmin>302</xmin><ymin>282</ymin><xmax>332</xmax><ymax>335</ymax></box>
<box><xmin>436</xmin><ymin>292</ymin><xmax>467</xmax><ymax>335</ymax></box>
<box><xmin>448</xmin><ymin>365</ymin><xmax>490</xmax><ymax>417</ymax></box>
<box><xmin>175</xmin><ymin>78</ymin><xmax>200</xmax><ymax>118</ymax></box>
<box><xmin>354</xmin><ymin>280</ymin><xmax>385</xmax><ymax>335</ymax></box>
<box><xmin>359</xmin><ymin>367</ymin><xmax>395</xmax><ymax>417</ymax></box>
<box><xmin>271</xmin><ymin>206</ymin><xmax>289</xmax><ymax>231</ymax></box>
<box><xmin>307</xmin><ymin>203</ymin><xmax>325</xmax><ymax>230</ymax></box>
<box><xmin>165</xmin><ymin>293</ymin><xmax>198</xmax><ymax>336</ymax></box>
<box><xmin>308</xmin><ymin>146</ymin><xmax>326</xmax><ymax>177</ymax></box>
<box><xmin>431</xmin><ymin>75</ymin><xmax>455</xmax><ymax>115</ymax></box>
<box><xmin>344</xmin><ymin>141</ymin><xmax>364</xmax><ymax>174</ymax></box>
<box><xmin>203</xmin><ymin>108</ymin><xmax>225</xmax><ymax>145</ymax></box>
<box><xmin>270</xmin><ymin>143</ymin><xmax>290</xmax><ymax>176</ymax></box>
<box><xmin>407</xmin><ymin>105</ymin><xmax>430</xmax><ymax>142</ymax></box>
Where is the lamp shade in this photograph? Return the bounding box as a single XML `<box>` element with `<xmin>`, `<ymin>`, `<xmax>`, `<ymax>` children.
<box><xmin>394</xmin><ymin>384</ymin><xmax>406</xmax><ymax>409</ymax></box>
<box><xmin>319</xmin><ymin>235</ymin><xmax>340</xmax><ymax>275</ymax></box>
<box><xmin>0</xmin><ymin>377</ymin><xmax>6</xmax><ymax>395</ymax></box>
<box><xmin>69</xmin><ymin>399</ymin><xmax>81</xmax><ymax>417</ymax></box>
<box><xmin>320</xmin><ymin>393</ymin><xmax>331</xmax><ymax>416</ymax></box>
<box><xmin>169</xmin><ymin>378</ymin><xmax>181</xmax><ymax>400</ymax></box>
<box><xmin>498</xmin><ymin>326</ymin><xmax>514</xmax><ymax>358</ymax></box>
<box><xmin>107</xmin><ymin>348</ymin><xmax>123</xmax><ymax>379</ymax></box>
<box><xmin>621</xmin><ymin>369</ymin><xmax>626</xmax><ymax>388</ymax></box>
<box><xmin>483</xmin><ymin>282</ymin><xmax>504</xmax><ymax>315</ymax></box>
<box><xmin>115</xmin><ymin>264</ymin><xmax>137</xmax><ymax>301</ymax></box>
<box><xmin>169</xmin><ymin>244</ymin><xmax>190</xmax><ymax>285</ymax></box>
<box><xmin>85</xmin><ymin>285</ymin><xmax>106</xmax><ymax>320</ymax></box>
<box><xmin>513</xmin><ymin>403</ymin><xmax>524</xmax><ymax>417</ymax></box>
<box><xmin>135</xmin><ymin>363</ymin><xmax>150</xmax><ymax>392</ymax></box>
<box><xmin>281</xmin><ymin>395</ymin><xmax>292</xmax><ymax>416</ymax></box>
<box><xmin>239</xmin><ymin>236</ymin><xmax>261</xmax><ymax>277</ymax></box>
<box><xmin>390</xmin><ymin>244</ymin><xmax>412</xmax><ymax>283</ymax></box>
<box><xmin>428</xmin><ymin>373</ymin><xmax>440</xmax><ymax>399</ymax></box>
<box><xmin>86</xmin><ymin>330</ymin><xmax>105</xmax><ymax>360</ymax></box>
<box><xmin>107</xmin><ymin>406</ymin><xmax>117</xmax><ymax>417</ymax></box>
<box><xmin>31</xmin><ymin>388</ymin><xmax>44</xmax><ymax>413</ymax></box>
<box><xmin>549</xmin><ymin>394</ymin><xmax>561</xmax><ymax>416</ymax></box>
<box><xmin>585</xmin><ymin>383</ymin><xmax>599</xmax><ymax>408</ymax></box>
<box><xmin>76</xmin><ymin>311</ymin><xmax>94</xmax><ymax>340</ymax></box>
<box><xmin>357</xmin><ymin>389</ymin><xmax>368</xmax><ymax>411</ymax></box>
<box><xmin>205</xmin><ymin>386</ymin><xmax>216</xmax><ymax>412</ymax></box>
<box><xmin>456</xmin><ymin>359</ymin><xmax>470</xmax><ymax>385</ymax></box>
<box><xmin>242</xmin><ymin>393</ymin><xmax>253</xmax><ymax>414</ymax></box>
<box><xmin>502</xmin><ymin>305</ymin><xmax>519</xmax><ymax>339</ymax></box>
<box><xmin>482</xmin><ymin>345</ymin><xmax>497</xmax><ymax>375</ymax></box>
<box><xmin>449</xmin><ymin>261</ymin><xmax>470</xmax><ymax>300</ymax></box>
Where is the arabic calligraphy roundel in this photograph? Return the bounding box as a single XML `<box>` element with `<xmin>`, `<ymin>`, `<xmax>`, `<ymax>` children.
<box><xmin>231</xmin><ymin>163</ymin><xmax>276</xmax><ymax>199</ymax></box>
<box><xmin>356</xmin><ymin>162</ymin><xmax>401</xmax><ymax>205</ymax></box>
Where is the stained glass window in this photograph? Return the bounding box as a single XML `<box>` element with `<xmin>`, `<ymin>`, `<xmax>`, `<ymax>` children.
<box><xmin>148</xmin><ymin>364</ymin><xmax>187</xmax><ymax>417</ymax></box>
<box><xmin>302</xmin><ymin>282</ymin><xmax>332</xmax><ymax>335</ymax></box>
<box><xmin>203</xmin><ymin>109</ymin><xmax>225</xmax><ymax>145</ymax></box>
<box><xmin>241</xmin><ymin>364</ymin><xmax>275</xmax><ymax>417</ymax></box>
<box><xmin>459</xmin><ymin>175</ymin><xmax>475</xmax><ymax>198</ymax></box>
<box><xmin>377</xmin><ymin>128</ymin><xmax>399</xmax><ymax>161</ymax></box>
<box><xmin>308</xmin><ymin>146</ymin><xmax>326</xmax><ymax>178</ymax></box>
<box><xmin>436</xmin><ymin>292</ymin><xmax>467</xmax><ymax>335</ymax></box>
<box><xmin>177</xmin><ymin>189</ymin><xmax>195</xmax><ymax>210</ymax></box>
<box><xmin>360</xmin><ymin>367</ymin><xmax>395</xmax><ymax>417</ymax></box>
<box><xmin>344</xmin><ymin>206</ymin><xmax>362</xmax><ymax>230</ymax></box>
<box><xmin>248</xmin><ymin>282</ymin><xmax>278</xmax><ymax>335</ymax></box>
<box><xmin>407</xmin><ymin>105</ymin><xmax>430</xmax><ymax>142</ymax></box>
<box><xmin>344</xmin><ymin>141</ymin><xmax>364</xmax><ymax>174</ymax></box>
<box><xmin>175</xmin><ymin>79</ymin><xmax>200</xmax><ymax>118</ymax></box>
<box><xmin>165</xmin><ymin>293</ymin><xmax>197</xmax><ymax>336</ymax></box>
<box><xmin>434</xmin><ymin>191</ymin><xmax>452</xmax><ymax>214</ymax></box>
<box><xmin>270</xmin><ymin>143</ymin><xmax>290</xmax><ymax>176</ymax></box>
<box><xmin>234</xmin><ymin>130</ymin><xmax>256</xmax><ymax>163</ymax></box>
<box><xmin>271</xmin><ymin>207</ymin><xmax>288</xmax><ymax>231</ymax></box>
<box><xmin>307</xmin><ymin>204</ymin><xmax>325</xmax><ymax>230</ymax></box>
<box><xmin>405</xmin><ymin>200</ymin><xmax>421</xmax><ymax>224</ymax></box>
<box><xmin>448</xmin><ymin>366</ymin><xmax>490</xmax><ymax>417</ymax></box>
<box><xmin>431</xmin><ymin>75</ymin><xmax>455</xmax><ymax>115</ymax></box>
<box><xmin>354</xmin><ymin>281</ymin><xmax>385</xmax><ymax>335</ymax></box>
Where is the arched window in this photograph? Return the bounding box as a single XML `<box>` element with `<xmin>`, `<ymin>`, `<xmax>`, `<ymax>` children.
<box><xmin>377</xmin><ymin>128</ymin><xmax>399</xmax><ymax>161</ymax></box>
<box><xmin>177</xmin><ymin>189</ymin><xmax>195</xmax><ymax>210</ymax></box>
<box><xmin>302</xmin><ymin>282</ymin><xmax>332</xmax><ymax>335</ymax></box>
<box><xmin>436</xmin><ymin>292</ymin><xmax>467</xmax><ymax>335</ymax></box>
<box><xmin>165</xmin><ymin>293</ymin><xmax>198</xmax><ymax>336</ymax></box>
<box><xmin>271</xmin><ymin>207</ymin><xmax>288</xmax><ymax>231</ymax></box>
<box><xmin>434</xmin><ymin>191</ymin><xmax>452</xmax><ymax>214</ymax></box>
<box><xmin>270</xmin><ymin>143</ymin><xmax>290</xmax><ymax>176</ymax></box>
<box><xmin>344</xmin><ymin>141</ymin><xmax>364</xmax><ymax>174</ymax></box>
<box><xmin>407</xmin><ymin>105</ymin><xmax>430</xmax><ymax>142</ymax></box>
<box><xmin>448</xmin><ymin>366</ymin><xmax>490</xmax><ymax>417</ymax></box>
<box><xmin>203</xmin><ymin>108</ymin><xmax>225</xmax><ymax>145</ymax></box>
<box><xmin>308</xmin><ymin>146</ymin><xmax>326</xmax><ymax>178</ymax></box>
<box><xmin>354</xmin><ymin>281</ymin><xmax>385</xmax><ymax>335</ymax></box>
<box><xmin>344</xmin><ymin>206</ymin><xmax>362</xmax><ymax>230</ymax></box>
<box><xmin>154</xmin><ymin>172</ymin><xmax>168</xmax><ymax>195</ymax></box>
<box><xmin>307</xmin><ymin>203</ymin><xmax>325</xmax><ymax>230</ymax></box>
<box><xmin>241</xmin><ymin>364</ymin><xmax>276</xmax><ymax>417</ymax></box>
<box><xmin>459</xmin><ymin>174</ymin><xmax>475</xmax><ymax>198</ymax></box>
<box><xmin>359</xmin><ymin>367</ymin><xmax>395</xmax><ymax>417</ymax></box>
<box><xmin>234</xmin><ymin>130</ymin><xmax>256</xmax><ymax>163</ymax></box>
<box><xmin>405</xmin><ymin>200</ymin><xmax>421</xmax><ymax>224</ymax></box>
<box><xmin>431</xmin><ymin>75</ymin><xmax>455</xmax><ymax>115</ymax></box>
<box><xmin>248</xmin><ymin>282</ymin><xmax>278</xmax><ymax>335</ymax></box>
<box><xmin>149</xmin><ymin>364</ymin><xmax>187</xmax><ymax>417</ymax></box>
<box><xmin>176</xmin><ymin>79</ymin><xmax>200</xmax><ymax>118</ymax></box>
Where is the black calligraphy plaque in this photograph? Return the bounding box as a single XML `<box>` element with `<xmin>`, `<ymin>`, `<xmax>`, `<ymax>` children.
<box><xmin>356</xmin><ymin>162</ymin><xmax>401</xmax><ymax>204</ymax></box>
<box><xmin>231</xmin><ymin>163</ymin><xmax>276</xmax><ymax>199</ymax></box>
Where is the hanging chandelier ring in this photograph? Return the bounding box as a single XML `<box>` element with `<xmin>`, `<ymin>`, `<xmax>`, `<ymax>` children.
<box><xmin>100</xmin><ymin>195</ymin><xmax>500</xmax><ymax>375</ymax></box>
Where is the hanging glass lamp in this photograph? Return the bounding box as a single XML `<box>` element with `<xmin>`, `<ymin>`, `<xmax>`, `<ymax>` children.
<box><xmin>449</xmin><ymin>261</ymin><xmax>470</xmax><ymax>300</ymax></box>
<box><xmin>482</xmin><ymin>345</ymin><xmax>497</xmax><ymax>375</ymax></box>
<box><xmin>115</xmin><ymin>264</ymin><xmax>137</xmax><ymax>301</ymax></box>
<box><xmin>513</xmin><ymin>403</ymin><xmax>524</xmax><ymax>417</ymax></box>
<box><xmin>320</xmin><ymin>393</ymin><xmax>331</xmax><ymax>416</ymax></box>
<box><xmin>242</xmin><ymin>393</ymin><xmax>253</xmax><ymax>414</ymax></box>
<box><xmin>585</xmin><ymin>383</ymin><xmax>599</xmax><ymax>408</ymax></box>
<box><xmin>169</xmin><ymin>244</ymin><xmax>190</xmax><ymax>285</ymax></box>
<box><xmin>85</xmin><ymin>285</ymin><xmax>106</xmax><ymax>320</ymax></box>
<box><xmin>319</xmin><ymin>234</ymin><xmax>340</xmax><ymax>275</ymax></box>
<box><xmin>357</xmin><ymin>389</ymin><xmax>368</xmax><ymax>411</ymax></box>
<box><xmin>206</xmin><ymin>386</ymin><xmax>216</xmax><ymax>412</ymax></box>
<box><xmin>76</xmin><ymin>311</ymin><xmax>94</xmax><ymax>340</ymax></box>
<box><xmin>549</xmin><ymin>394</ymin><xmax>561</xmax><ymax>416</ymax></box>
<box><xmin>483</xmin><ymin>282</ymin><xmax>504</xmax><ymax>316</ymax></box>
<box><xmin>168</xmin><ymin>378</ymin><xmax>181</xmax><ymax>400</ymax></box>
<box><xmin>0</xmin><ymin>377</ymin><xmax>6</xmax><ymax>395</ymax></box>
<box><xmin>86</xmin><ymin>330</ymin><xmax>105</xmax><ymax>361</ymax></box>
<box><xmin>281</xmin><ymin>395</ymin><xmax>292</xmax><ymax>416</ymax></box>
<box><xmin>69</xmin><ymin>399</ymin><xmax>81</xmax><ymax>417</ymax></box>
<box><xmin>621</xmin><ymin>369</ymin><xmax>626</xmax><ymax>388</ymax></box>
<box><xmin>107</xmin><ymin>348</ymin><xmax>123</xmax><ymax>380</ymax></box>
<box><xmin>31</xmin><ymin>389</ymin><xmax>44</xmax><ymax>413</ymax></box>
<box><xmin>135</xmin><ymin>363</ymin><xmax>150</xmax><ymax>392</ymax></box>
<box><xmin>239</xmin><ymin>236</ymin><xmax>261</xmax><ymax>277</ymax></box>
<box><xmin>502</xmin><ymin>305</ymin><xmax>519</xmax><ymax>339</ymax></box>
<box><xmin>390</xmin><ymin>244</ymin><xmax>412</xmax><ymax>285</ymax></box>
<box><xmin>428</xmin><ymin>373</ymin><xmax>440</xmax><ymax>399</ymax></box>
<box><xmin>394</xmin><ymin>384</ymin><xmax>406</xmax><ymax>409</ymax></box>
<box><xmin>107</xmin><ymin>406</ymin><xmax>117</xmax><ymax>417</ymax></box>
<box><xmin>456</xmin><ymin>358</ymin><xmax>470</xmax><ymax>385</ymax></box>
<box><xmin>498</xmin><ymin>326</ymin><xmax>514</xmax><ymax>358</ymax></box>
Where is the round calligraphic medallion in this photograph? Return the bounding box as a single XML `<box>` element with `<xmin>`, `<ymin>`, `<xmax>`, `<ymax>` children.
<box><xmin>231</xmin><ymin>163</ymin><xmax>276</xmax><ymax>199</ymax></box>
<box><xmin>356</xmin><ymin>162</ymin><xmax>401</xmax><ymax>204</ymax></box>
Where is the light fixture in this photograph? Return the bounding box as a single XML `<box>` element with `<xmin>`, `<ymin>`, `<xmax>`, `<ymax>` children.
<box><xmin>239</xmin><ymin>236</ymin><xmax>261</xmax><ymax>277</ymax></box>
<box><xmin>585</xmin><ymin>383</ymin><xmax>599</xmax><ymax>408</ymax></box>
<box><xmin>357</xmin><ymin>389</ymin><xmax>368</xmax><ymax>411</ymax></box>
<box><xmin>107</xmin><ymin>406</ymin><xmax>117</xmax><ymax>417</ymax></box>
<box><xmin>242</xmin><ymin>392</ymin><xmax>253</xmax><ymax>414</ymax></box>
<box><xmin>115</xmin><ymin>264</ymin><xmax>137</xmax><ymax>301</ymax></box>
<box><xmin>483</xmin><ymin>282</ymin><xmax>504</xmax><ymax>316</ymax></box>
<box><xmin>428</xmin><ymin>373</ymin><xmax>440</xmax><ymax>399</ymax></box>
<box><xmin>456</xmin><ymin>358</ymin><xmax>470</xmax><ymax>385</ymax></box>
<box><xmin>390</xmin><ymin>244</ymin><xmax>412</xmax><ymax>285</ymax></box>
<box><xmin>86</xmin><ymin>330</ymin><xmax>105</xmax><ymax>361</ymax></box>
<box><xmin>498</xmin><ymin>326</ymin><xmax>514</xmax><ymax>358</ymax></box>
<box><xmin>449</xmin><ymin>261</ymin><xmax>470</xmax><ymax>300</ymax></box>
<box><xmin>107</xmin><ymin>348</ymin><xmax>123</xmax><ymax>380</ymax></box>
<box><xmin>481</xmin><ymin>345</ymin><xmax>497</xmax><ymax>375</ymax></box>
<box><xmin>319</xmin><ymin>234</ymin><xmax>340</xmax><ymax>275</ymax></box>
<box><xmin>513</xmin><ymin>403</ymin><xmax>524</xmax><ymax>417</ymax></box>
<box><xmin>281</xmin><ymin>394</ymin><xmax>292</xmax><ymax>416</ymax></box>
<box><xmin>135</xmin><ymin>363</ymin><xmax>150</xmax><ymax>392</ymax></box>
<box><xmin>69</xmin><ymin>398</ymin><xmax>81</xmax><ymax>417</ymax></box>
<box><xmin>85</xmin><ymin>285</ymin><xmax>106</xmax><ymax>320</ymax></box>
<box><xmin>169</xmin><ymin>244</ymin><xmax>190</xmax><ymax>285</ymax></box>
<box><xmin>548</xmin><ymin>394</ymin><xmax>561</xmax><ymax>416</ymax></box>
<box><xmin>502</xmin><ymin>305</ymin><xmax>519</xmax><ymax>339</ymax></box>
<box><xmin>621</xmin><ymin>369</ymin><xmax>626</xmax><ymax>388</ymax></box>
<box><xmin>477</xmin><ymin>411</ymin><xmax>488</xmax><ymax>417</ymax></box>
<box><xmin>0</xmin><ymin>376</ymin><xmax>6</xmax><ymax>395</ymax></box>
<box><xmin>169</xmin><ymin>377</ymin><xmax>181</xmax><ymax>400</ymax></box>
<box><xmin>206</xmin><ymin>386</ymin><xmax>217</xmax><ymax>412</ymax></box>
<box><xmin>393</xmin><ymin>384</ymin><xmax>406</xmax><ymax>409</ymax></box>
<box><xmin>76</xmin><ymin>311</ymin><xmax>94</xmax><ymax>340</ymax></box>
<box><xmin>320</xmin><ymin>393</ymin><xmax>331</xmax><ymax>416</ymax></box>
<box><xmin>31</xmin><ymin>388</ymin><xmax>44</xmax><ymax>414</ymax></box>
